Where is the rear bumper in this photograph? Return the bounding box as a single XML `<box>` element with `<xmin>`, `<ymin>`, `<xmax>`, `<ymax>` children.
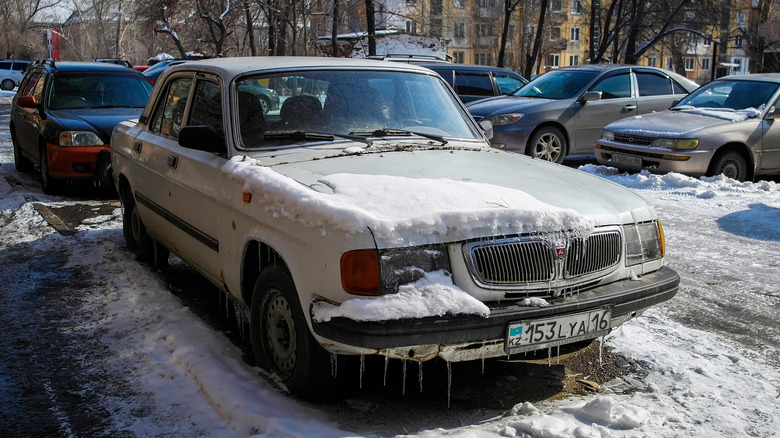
<box><xmin>312</xmin><ymin>266</ymin><xmax>679</xmax><ymax>356</ymax></box>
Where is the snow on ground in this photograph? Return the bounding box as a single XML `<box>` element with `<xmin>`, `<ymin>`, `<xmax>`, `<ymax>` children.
<box><xmin>1</xmin><ymin>88</ymin><xmax>779</xmax><ymax>436</ymax></box>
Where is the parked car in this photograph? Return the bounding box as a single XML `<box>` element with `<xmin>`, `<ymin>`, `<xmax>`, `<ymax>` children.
<box><xmin>10</xmin><ymin>60</ymin><xmax>153</xmax><ymax>193</ymax></box>
<box><xmin>0</xmin><ymin>59</ymin><xmax>32</xmax><ymax>91</ymax></box>
<box><xmin>466</xmin><ymin>64</ymin><xmax>699</xmax><ymax>163</ymax></box>
<box><xmin>419</xmin><ymin>63</ymin><xmax>528</xmax><ymax>103</ymax></box>
<box><xmin>111</xmin><ymin>57</ymin><xmax>679</xmax><ymax>397</ymax></box>
<box><xmin>236</xmin><ymin>79</ymin><xmax>281</xmax><ymax>114</ymax></box>
<box><xmin>142</xmin><ymin>59</ymin><xmax>190</xmax><ymax>84</ymax></box>
<box><xmin>596</xmin><ymin>74</ymin><xmax>780</xmax><ymax>181</ymax></box>
<box><xmin>93</xmin><ymin>58</ymin><xmax>134</xmax><ymax>69</ymax></box>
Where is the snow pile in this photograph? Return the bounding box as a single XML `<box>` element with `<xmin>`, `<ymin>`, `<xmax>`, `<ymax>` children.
<box><xmin>226</xmin><ymin>156</ymin><xmax>594</xmax><ymax>245</ymax></box>
<box><xmin>312</xmin><ymin>270</ymin><xmax>489</xmax><ymax>322</ymax></box>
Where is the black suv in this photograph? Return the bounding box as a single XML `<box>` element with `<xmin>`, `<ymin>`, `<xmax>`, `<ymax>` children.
<box><xmin>10</xmin><ymin>60</ymin><xmax>152</xmax><ymax>193</ymax></box>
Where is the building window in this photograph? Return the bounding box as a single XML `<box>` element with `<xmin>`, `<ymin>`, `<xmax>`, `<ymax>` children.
<box><xmin>478</xmin><ymin>0</ymin><xmax>496</xmax><ymax>7</ymax></box>
<box><xmin>432</xmin><ymin>0</ymin><xmax>442</xmax><ymax>15</ymax></box>
<box><xmin>316</xmin><ymin>23</ymin><xmax>322</xmax><ymax>37</ymax></box>
<box><xmin>550</xmin><ymin>54</ymin><xmax>560</xmax><ymax>67</ymax></box>
<box><xmin>572</xmin><ymin>0</ymin><xmax>582</xmax><ymax>14</ymax></box>
<box><xmin>453</xmin><ymin>51</ymin><xmax>465</xmax><ymax>63</ymax></box>
<box><xmin>570</xmin><ymin>27</ymin><xmax>580</xmax><ymax>42</ymax></box>
<box><xmin>737</xmin><ymin>11</ymin><xmax>746</xmax><ymax>26</ymax></box>
<box><xmin>735</xmin><ymin>36</ymin><xmax>743</xmax><ymax>48</ymax></box>
<box><xmin>475</xmin><ymin>52</ymin><xmax>493</xmax><ymax>65</ymax></box>
<box><xmin>684</xmin><ymin>57</ymin><xmax>695</xmax><ymax>71</ymax></box>
<box><xmin>569</xmin><ymin>55</ymin><xmax>580</xmax><ymax>66</ymax></box>
<box><xmin>703</xmin><ymin>34</ymin><xmax>712</xmax><ymax>46</ymax></box>
<box><xmin>701</xmin><ymin>58</ymin><xmax>711</xmax><ymax>72</ymax></box>
<box><xmin>477</xmin><ymin>23</ymin><xmax>493</xmax><ymax>37</ymax></box>
<box><xmin>551</xmin><ymin>0</ymin><xmax>562</xmax><ymax>12</ymax></box>
<box><xmin>665</xmin><ymin>57</ymin><xmax>673</xmax><ymax>70</ymax></box>
<box><xmin>454</xmin><ymin>22</ymin><xmax>465</xmax><ymax>38</ymax></box>
<box><xmin>551</xmin><ymin>26</ymin><xmax>561</xmax><ymax>39</ymax></box>
<box><xmin>430</xmin><ymin>19</ymin><xmax>442</xmax><ymax>37</ymax></box>
<box><xmin>454</xmin><ymin>0</ymin><xmax>465</xmax><ymax>8</ymax></box>
<box><xmin>648</xmin><ymin>57</ymin><xmax>657</xmax><ymax>67</ymax></box>
<box><xmin>406</xmin><ymin>20</ymin><xmax>417</xmax><ymax>34</ymax></box>
<box><xmin>406</xmin><ymin>0</ymin><xmax>418</xmax><ymax>5</ymax></box>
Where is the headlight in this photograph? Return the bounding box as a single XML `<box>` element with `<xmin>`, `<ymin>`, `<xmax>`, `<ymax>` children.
<box><xmin>601</xmin><ymin>130</ymin><xmax>614</xmax><ymax>141</ymax></box>
<box><xmin>340</xmin><ymin>245</ymin><xmax>451</xmax><ymax>296</ymax></box>
<box><xmin>651</xmin><ymin>138</ymin><xmax>699</xmax><ymax>150</ymax></box>
<box><xmin>59</xmin><ymin>131</ymin><xmax>104</xmax><ymax>147</ymax></box>
<box><xmin>624</xmin><ymin>220</ymin><xmax>665</xmax><ymax>266</ymax></box>
<box><xmin>487</xmin><ymin>113</ymin><xmax>524</xmax><ymax>126</ymax></box>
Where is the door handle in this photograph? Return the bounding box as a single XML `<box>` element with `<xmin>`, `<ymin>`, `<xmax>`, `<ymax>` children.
<box><xmin>624</xmin><ymin>105</ymin><xmax>637</xmax><ymax>111</ymax></box>
<box><xmin>167</xmin><ymin>154</ymin><xmax>178</xmax><ymax>168</ymax></box>
<box><xmin>133</xmin><ymin>141</ymin><xmax>142</xmax><ymax>153</ymax></box>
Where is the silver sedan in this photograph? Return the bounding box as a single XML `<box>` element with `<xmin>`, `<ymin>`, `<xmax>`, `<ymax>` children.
<box><xmin>596</xmin><ymin>74</ymin><xmax>780</xmax><ymax>181</ymax></box>
<box><xmin>466</xmin><ymin>65</ymin><xmax>698</xmax><ymax>163</ymax></box>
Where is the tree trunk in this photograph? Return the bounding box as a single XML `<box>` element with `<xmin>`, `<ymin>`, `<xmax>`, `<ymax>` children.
<box><xmin>365</xmin><ymin>0</ymin><xmax>376</xmax><ymax>56</ymax></box>
<box><xmin>525</xmin><ymin>0</ymin><xmax>549</xmax><ymax>78</ymax></box>
<box><xmin>332</xmin><ymin>0</ymin><xmax>340</xmax><ymax>57</ymax></box>
<box><xmin>243</xmin><ymin>0</ymin><xmax>256</xmax><ymax>56</ymax></box>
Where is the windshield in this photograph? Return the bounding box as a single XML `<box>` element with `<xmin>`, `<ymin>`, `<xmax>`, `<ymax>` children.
<box><xmin>235</xmin><ymin>70</ymin><xmax>482</xmax><ymax>149</ymax></box>
<box><xmin>48</xmin><ymin>72</ymin><xmax>153</xmax><ymax>109</ymax></box>
<box><xmin>675</xmin><ymin>79</ymin><xmax>780</xmax><ymax>111</ymax></box>
<box><xmin>514</xmin><ymin>70</ymin><xmax>597</xmax><ymax>99</ymax></box>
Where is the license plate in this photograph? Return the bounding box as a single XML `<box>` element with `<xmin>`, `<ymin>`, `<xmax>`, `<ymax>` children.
<box><xmin>611</xmin><ymin>153</ymin><xmax>642</xmax><ymax>169</ymax></box>
<box><xmin>505</xmin><ymin>307</ymin><xmax>612</xmax><ymax>354</ymax></box>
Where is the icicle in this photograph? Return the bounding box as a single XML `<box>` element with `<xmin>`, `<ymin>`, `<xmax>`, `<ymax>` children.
<box><xmin>446</xmin><ymin>361</ymin><xmax>452</xmax><ymax>408</ymax></box>
<box><xmin>481</xmin><ymin>358</ymin><xmax>485</xmax><ymax>375</ymax></box>
<box><xmin>418</xmin><ymin>362</ymin><xmax>424</xmax><ymax>392</ymax></box>
<box><xmin>557</xmin><ymin>345</ymin><xmax>561</xmax><ymax>365</ymax></box>
<box><xmin>383</xmin><ymin>352</ymin><xmax>390</xmax><ymax>387</ymax></box>
<box><xmin>402</xmin><ymin>360</ymin><xmax>407</xmax><ymax>395</ymax></box>
<box><xmin>330</xmin><ymin>353</ymin><xmax>338</xmax><ymax>378</ymax></box>
<box><xmin>359</xmin><ymin>352</ymin><xmax>365</xmax><ymax>389</ymax></box>
<box><xmin>547</xmin><ymin>347</ymin><xmax>552</xmax><ymax>366</ymax></box>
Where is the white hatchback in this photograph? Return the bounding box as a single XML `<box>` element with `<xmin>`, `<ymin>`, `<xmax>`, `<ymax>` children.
<box><xmin>0</xmin><ymin>59</ymin><xmax>31</xmax><ymax>91</ymax></box>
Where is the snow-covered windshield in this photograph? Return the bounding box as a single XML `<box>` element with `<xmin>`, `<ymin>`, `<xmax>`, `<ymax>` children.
<box><xmin>513</xmin><ymin>70</ymin><xmax>597</xmax><ymax>99</ymax></box>
<box><xmin>235</xmin><ymin>70</ymin><xmax>482</xmax><ymax>149</ymax></box>
<box><xmin>674</xmin><ymin>79</ymin><xmax>780</xmax><ymax>114</ymax></box>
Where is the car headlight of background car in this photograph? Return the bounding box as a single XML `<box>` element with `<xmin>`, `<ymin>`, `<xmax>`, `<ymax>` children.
<box><xmin>652</xmin><ymin>138</ymin><xmax>699</xmax><ymax>150</ymax></box>
<box><xmin>341</xmin><ymin>245</ymin><xmax>451</xmax><ymax>296</ymax></box>
<box><xmin>487</xmin><ymin>113</ymin><xmax>524</xmax><ymax>126</ymax></box>
<box><xmin>601</xmin><ymin>129</ymin><xmax>614</xmax><ymax>141</ymax></box>
<box><xmin>59</xmin><ymin>131</ymin><xmax>104</xmax><ymax>147</ymax></box>
<box><xmin>624</xmin><ymin>220</ymin><xmax>665</xmax><ymax>266</ymax></box>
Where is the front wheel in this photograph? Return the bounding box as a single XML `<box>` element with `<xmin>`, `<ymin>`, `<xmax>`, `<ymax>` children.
<box><xmin>250</xmin><ymin>266</ymin><xmax>339</xmax><ymax>397</ymax></box>
<box><xmin>1</xmin><ymin>79</ymin><xmax>15</xmax><ymax>91</ymax></box>
<box><xmin>527</xmin><ymin>126</ymin><xmax>566</xmax><ymax>164</ymax></box>
<box><xmin>709</xmin><ymin>151</ymin><xmax>748</xmax><ymax>181</ymax></box>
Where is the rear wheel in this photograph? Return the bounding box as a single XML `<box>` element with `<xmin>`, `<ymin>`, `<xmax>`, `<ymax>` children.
<box><xmin>11</xmin><ymin>130</ymin><xmax>33</xmax><ymax>172</ymax></box>
<box><xmin>1</xmin><ymin>79</ymin><xmax>14</xmax><ymax>91</ymax></box>
<box><xmin>122</xmin><ymin>188</ymin><xmax>155</xmax><ymax>263</ymax></box>
<box><xmin>527</xmin><ymin>126</ymin><xmax>566</xmax><ymax>164</ymax></box>
<box><xmin>709</xmin><ymin>151</ymin><xmax>748</xmax><ymax>181</ymax></box>
<box><xmin>250</xmin><ymin>266</ymin><xmax>339</xmax><ymax>397</ymax></box>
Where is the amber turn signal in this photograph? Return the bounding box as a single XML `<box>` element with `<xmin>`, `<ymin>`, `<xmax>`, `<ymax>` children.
<box><xmin>340</xmin><ymin>249</ymin><xmax>381</xmax><ymax>296</ymax></box>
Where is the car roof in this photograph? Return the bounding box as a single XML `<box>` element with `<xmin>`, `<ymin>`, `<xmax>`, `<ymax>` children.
<box><xmin>31</xmin><ymin>60</ymin><xmax>141</xmax><ymax>73</ymax></box>
<box><xmin>717</xmin><ymin>73</ymin><xmax>780</xmax><ymax>82</ymax></box>
<box><xmin>164</xmin><ymin>56</ymin><xmax>437</xmax><ymax>77</ymax></box>
<box><xmin>418</xmin><ymin>63</ymin><xmax>522</xmax><ymax>75</ymax></box>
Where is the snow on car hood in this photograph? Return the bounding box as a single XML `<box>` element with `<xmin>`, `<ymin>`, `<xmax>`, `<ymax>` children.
<box><xmin>606</xmin><ymin>108</ymin><xmax>762</xmax><ymax>137</ymax></box>
<box><xmin>226</xmin><ymin>148</ymin><xmax>654</xmax><ymax>246</ymax></box>
<box><xmin>50</xmin><ymin>108</ymin><xmax>144</xmax><ymax>142</ymax></box>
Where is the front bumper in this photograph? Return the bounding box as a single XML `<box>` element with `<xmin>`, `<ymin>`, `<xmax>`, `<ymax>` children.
<box><xmin>312</xmin><ymin>266</ymin><xmax>679</xmax><ymax>361</ymax></box>
<box><xmin>595</xmin><ymin>142</ymin><xmax>714</xmax><ymax>176</ymax></box>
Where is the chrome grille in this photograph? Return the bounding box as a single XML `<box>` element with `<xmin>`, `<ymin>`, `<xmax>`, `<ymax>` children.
<box><xmin>614</xmin><ymin>133</ymin><xmax>655</xmax><ymax>146</ymax></box>
<box><xmin>565</xmin><ymin>232</ymin><xmax>621</xmax><ymax>277</ymax></box>
<box><xmin>464</xmin><ymin>231</ymin><xmax>621</xmax><ymax>288</ymax></box>
<box><xmin>469</xmin><ymin>240</ymin><xmax>555</xmax><ymax>283</ymax></box>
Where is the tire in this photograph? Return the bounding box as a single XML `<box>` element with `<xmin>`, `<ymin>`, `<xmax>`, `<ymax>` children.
<box><xmin>259</xmin><ymin>96</ymin><xmax>271</xmax><ymax>114</ymax></box>
<box><xmin>527</xmin><ymin>126</ymin><xmax>566</xmax><ymax>164</ymax></box>
<box><xmin>1</xmin><ymin>79</ymin><xmax>15</xmax><ymax>91</ymax></box>
<box><xmin>38</xmin><ymin>143</ymin><xmax>60</xmax><ymax>195</ymax></box>
<box><xmin>250</xmin><ymin>266</ymin><xmax>339</xmax><ymax>397</ymax></box>
<box><xmin>709</xmin><ymin>151</ymin><xmax>748</xmax><ymax>181</ymax></box>
<box><xmin>11</xmin><ymin>129</ymin><xmax>33</xmax><ymax>172</ymax></box>
<box><xmin>122</xmin><ymin>188</ymin><xmax>155</xmax><ymax>263</ymax></box>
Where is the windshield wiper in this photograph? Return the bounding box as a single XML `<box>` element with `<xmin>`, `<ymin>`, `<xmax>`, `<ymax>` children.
<box><xmin>349</xmin><ymin>128</ymin><xmax>448</xmax><ymax>145</ymax></box>
<box><xmin>264</xmin><ymin>130</ymin><xmax>373</xmax><ymax>146</ymax></box>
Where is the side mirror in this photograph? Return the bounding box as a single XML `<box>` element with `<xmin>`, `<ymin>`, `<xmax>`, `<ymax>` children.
<box><xmin>17</xmin><ymin>95</ymin><xmax>40</xmax><ymax>108</ymax></box>
<box><xmin>478</xmin><ymin>119</ymin><xmax>493</xmax><ymax>140</ymax></box>
<box><xmin>178</xmin><ymin>125</ymin><xmax>225</xmax><ymax>155</ymax></box>
<box><xmin>766</xmin><ymin>106</ymin><xmax>780</xmax><ymax>120</ymax></box>
<box><xmin>580</xmin><ymin>91</ymin><xmax>602</xmax><ymax>103</ymax></box>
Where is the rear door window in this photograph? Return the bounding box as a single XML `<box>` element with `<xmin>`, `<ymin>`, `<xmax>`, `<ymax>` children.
<box><xmin>454</xmin><ymin>72</ymin><xmax>494</xmax><ymax>97</ymax></box>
